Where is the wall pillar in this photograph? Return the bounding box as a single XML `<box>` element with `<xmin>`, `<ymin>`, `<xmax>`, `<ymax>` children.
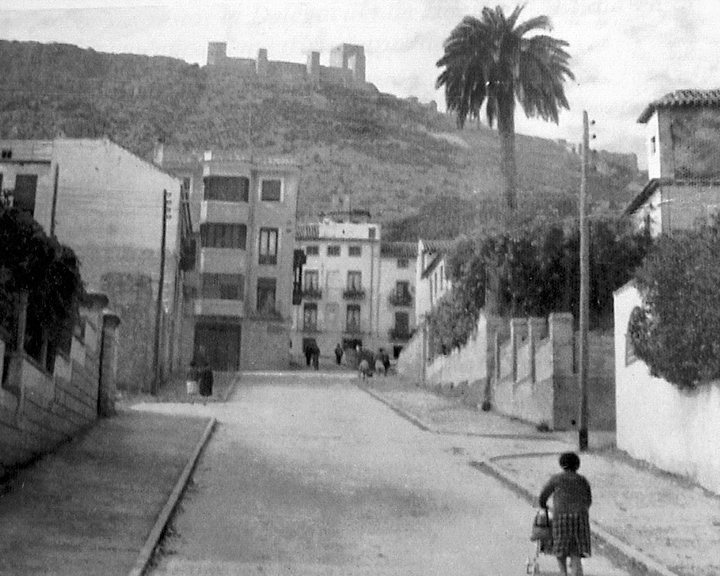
<box><xmin>510</xmin><ymin>318</ymin><xmax>527</xmax><ymax>382</ymax></box>
<box><xmin>528</xmin><ymin>317</ymin><xmax>545</xmax><ymax>384</ymax></box>
<box><xmin>98</xmin><ymin>312</ymin><xmax>121</xmax><ymax>417</ymax></box>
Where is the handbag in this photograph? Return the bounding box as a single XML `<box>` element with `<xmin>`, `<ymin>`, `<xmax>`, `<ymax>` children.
<box><xmin>530</xmin><ymin>508</ymin><xmax>553</xmax><ymax>543</ymax></box>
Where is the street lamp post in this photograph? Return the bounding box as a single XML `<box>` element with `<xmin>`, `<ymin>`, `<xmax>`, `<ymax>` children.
<box><xmin>578</xmin><ymin>111</ymin><xmax>590</xmax><ymax>451</ymax></box>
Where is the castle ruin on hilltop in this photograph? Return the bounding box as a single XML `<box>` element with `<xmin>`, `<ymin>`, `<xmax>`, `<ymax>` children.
<box><xmin>206</xmin><ymin>42</ymin><xmax>374</xmax><ymax>91</ymax></box>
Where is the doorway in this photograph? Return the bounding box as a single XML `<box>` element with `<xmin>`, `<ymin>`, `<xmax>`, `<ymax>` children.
<box><xmin>194</xmin><ymin>323</ymin><xmax>241</xmax><ymax>371</ymax></box>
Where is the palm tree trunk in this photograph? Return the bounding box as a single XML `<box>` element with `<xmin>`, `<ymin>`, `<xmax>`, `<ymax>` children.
<box><xmin>497</xmin><ymin>101</ymin><xmax>517</xmax><ymax>213</ymax></box>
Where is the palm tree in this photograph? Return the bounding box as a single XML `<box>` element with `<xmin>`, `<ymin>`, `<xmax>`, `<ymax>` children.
<box><xmin>436</xmin><ymin>5</ymin><xmax>574</xmax><ymax>213</ymax></box>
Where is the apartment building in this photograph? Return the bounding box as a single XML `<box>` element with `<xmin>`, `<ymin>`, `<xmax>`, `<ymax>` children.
<box><xmin>158</xmin><ymin>147</ymin><xmax>300</xmax><ymax>371</ymax></box>
<box><xmin>0</xmin><ymin>137</ymin><xmax>188</xmax><ymax>391</ymax></box>
<box><xmin>415</xmin><ymin>239</ymin><xmax>454</xmax><ymax>322</ymax></box>
<box><xmin>293</xmin><ymin>197</ymin><xmax>418</xmax><ymax>360</ymax></box>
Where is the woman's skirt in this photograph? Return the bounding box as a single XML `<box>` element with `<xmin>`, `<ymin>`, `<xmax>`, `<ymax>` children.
<box><xmin>551</xmin><ymin>511</ymin><xmax>592</xmax><ymax>558</ymax></box>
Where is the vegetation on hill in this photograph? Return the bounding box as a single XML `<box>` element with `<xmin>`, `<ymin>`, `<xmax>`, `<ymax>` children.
<box><xmin>0</xmin><ymin>40</ymin><xmax>642</xmax><ymax>239</ymax></box>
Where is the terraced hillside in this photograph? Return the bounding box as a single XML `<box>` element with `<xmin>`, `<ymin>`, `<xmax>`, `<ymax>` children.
<box><xmin>0</xmin><ymin>40</ymin><xmax>642</xmax><ymax>239</ymax></box>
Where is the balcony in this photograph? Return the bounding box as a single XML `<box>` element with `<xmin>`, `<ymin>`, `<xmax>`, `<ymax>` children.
<box><xmin>301</xmin><ymin>287</ymin><xmax>323</xmax><ymax>300</ymax></box>
<box><xmin>345</xmin><ymin>323</ymin><xmax>362</xmax><ymax>334</ymax></box>
<box><xmin>388</xmin><ymin>292</ymin><xmax>413</xmax><ymax>307</ymax></box>
<box><xmin>200</xmin><ymin>200</ymin><xmax>249</xmax><ymax>224</ymax></box>
<box><xmin>199</xmin><ymin>248</ymin><xmax>247</xmax><ymax>273</ymax></box>
<box><xmin>194</xmin><ymin>298</ymin><xmax>244</xmax><ymax>317</ymax></box>
<box><xmin>343</xmin><ymin>288</ymin><xmax>365</xmax><ymax>300</ymax></box>
<box><xmin>388</xmin><ymin>327</ymin><xmax>412</xmax><ymax>341</ymax></box>
<box><xmin>302</xmin><ymin>324</ymin><xmax>320</xmax><ymax>333</ymax></box>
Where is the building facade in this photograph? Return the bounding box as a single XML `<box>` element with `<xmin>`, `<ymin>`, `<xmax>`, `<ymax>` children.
<box><xmin>158</xmin><ymin>148</ymin><xmax>300</xmax><ymax>371</ymax></box>
<box><xmin>415</xmin><ymin>239</ymin><xmax>454</xmax><ymax>323</ymax></box>
<box><xmin>0</xmin><ymin>137</ymin><xmax>187</xmax><ymax>391</ymax></box>
<box><xmin>627</xmin><ymin>89</ymin><xmax>720</xmax><ymax>235</ymax></box>
<box><xmin>293</xmin><ymin>199</ymin><xmax>417</xmax><ymax>361</ymax></box>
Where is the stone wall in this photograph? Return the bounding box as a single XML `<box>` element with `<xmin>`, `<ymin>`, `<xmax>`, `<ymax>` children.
<box><xmin>0</xmin><ymin>300</ymin><xmax>119</xmax><ymax>478</ymax></box>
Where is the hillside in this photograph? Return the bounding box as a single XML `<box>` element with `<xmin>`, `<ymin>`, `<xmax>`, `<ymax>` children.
<box><xmin>0</xmin><ymin>40</ymin><xmax>643</xmax><ymax>240</ymax></box>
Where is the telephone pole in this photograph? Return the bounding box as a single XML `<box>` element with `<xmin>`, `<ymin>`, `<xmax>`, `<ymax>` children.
<box><xmin>578</xmin><ymin>111</ymin><xmax>590</xmax><ymax>451</ymax></box>
<box><xmin>152</xmin><ymin>189</ymin><xmax>170</xmax><ymax>395</ymax></box>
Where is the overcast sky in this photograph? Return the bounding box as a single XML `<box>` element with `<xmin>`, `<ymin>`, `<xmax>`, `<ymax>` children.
<box><xmin>2</xmin><ymin>0</ymin><xmax>719</xmax><ymax>169</ymax></box>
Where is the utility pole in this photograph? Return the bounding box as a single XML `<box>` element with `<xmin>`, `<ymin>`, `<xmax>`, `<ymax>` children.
<box><xmin>152</xmin><ymin>189</ymin><xmax>170</xmax><ymax>395</ymax></box>
<box><xmin>578</xmin><ymin>111</ymin><xmax>590</xmax><ymax>451</ymax></box>
<box><xmin>50</xmin><ymin>163</ymin><xmax>59</xmax><ymax>237</ymax></box>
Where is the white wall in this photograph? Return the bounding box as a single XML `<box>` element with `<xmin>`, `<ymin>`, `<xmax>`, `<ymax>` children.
<box><xmin>615</xmin><ymin>283</ymin><xmax>720</xmax><ymax>495</ymax></box>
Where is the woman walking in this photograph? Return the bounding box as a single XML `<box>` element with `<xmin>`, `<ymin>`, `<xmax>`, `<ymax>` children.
<box><xmin>538</xmin><ymin>452</ymin><xmax>592</xmax><ymax>576</ymax></box>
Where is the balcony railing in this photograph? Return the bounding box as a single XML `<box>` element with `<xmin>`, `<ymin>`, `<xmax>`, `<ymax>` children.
<box><xmin>301</xmin><ymin>287</ymin><xmax>322</xmax><ymax>299</ymax></box>
<box><xmin>302</xmin><ymin>324</ymin><xmax>320</xmax><ymax>333</ymax></box>
<box><xmin>388</xmin><ymin>327</ymin><xmax>412</xmax><ymax>341</ymax></box>
<box><xmin>343</xmin><ymin>288</ymin><xmax>365</xmax><ymax>300</ymax></box>
<box><xmin>345</xmin><ymin>323</ymin><xmax>362</xmax><ymax>334</ymax></box>
<box><xmin>388</xmin><ymin>292</ymin><xmax>413</xmax><ymax>307</ymax></box>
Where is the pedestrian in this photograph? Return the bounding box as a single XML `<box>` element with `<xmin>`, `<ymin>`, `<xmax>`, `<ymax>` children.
<box><xmin>538</xmin><ymin>451</ymin><xmax>592</xmax><ymax>576</ymax></box>
<box><xmin>186</xmin><ymin>360</ymin><xmax>199</xmax><ymax>397</ymax></box>
<box><xmin>312</xmin><ymin>344</ymin><xmax>320</xmax><ymax>370</ymax></box>
<box><xmin>305</xmin><ymin>345</ymin><xmax>313</xmax><ymax>367</ymax></box>
<box><xmin>334</xmin><ymin>343</ymin><xmax>344</xmax><ymax>365</ymax></box>
<box><xmin>195</xmin><ymin>347</ymin><xmax>214</xmax><ymax>399</ymax></box>
<box><xmin>374</xmin><ymin>349</ymin><xmax>386</xmax><ymax>376</ymax></box>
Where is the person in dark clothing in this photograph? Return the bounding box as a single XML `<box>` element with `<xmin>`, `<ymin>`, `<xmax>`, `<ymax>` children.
<box><xmin>195</xmin><ymin>347</ymin><xmax>214</xmax><ymax>398</ymax></box>
<box><xmin>311</xmin><ymin>345</ymin><xmax>320</xmax><ymax>370</ymax></box>
<box><xmin>538</xmin><ymin>452</ymin><xmax>592</xmax><ymax>576</ymax></box>
<box><xmin>334</xmin><ymin>343</ymin><xmax>344</xmax><ymax>365</ymax></box>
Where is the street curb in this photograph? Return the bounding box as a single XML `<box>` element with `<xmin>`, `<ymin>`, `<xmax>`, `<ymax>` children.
<box><xmin>220</xmin><ymin>375</ymin><xmax>240</xmax><ymax>402</ymax></box>
<box><xmin>127</xmin><ymin>416</ymin><xmax>217</xmax><ymax>576</ymax></box>
<box><xmin>472</xmin><ymin>459</ymin><xmax>682</xmax><ymax>576</ymax></box>
<box><xmin>358</xmin><ymin>385</ymin><xmax>434</xmax><ymax>432</ymax></box>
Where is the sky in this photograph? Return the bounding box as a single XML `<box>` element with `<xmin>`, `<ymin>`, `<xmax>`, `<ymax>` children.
<box><xmin>1</xmin><ymin>0</ymin><xmax>719</xmax><ymax>169</ymax></box>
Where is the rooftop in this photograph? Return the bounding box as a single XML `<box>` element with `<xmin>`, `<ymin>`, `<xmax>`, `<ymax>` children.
<box><xmin>637</xmin><ymin>89</ymin><xmax>720</xmax><ymax>123</ymax></box>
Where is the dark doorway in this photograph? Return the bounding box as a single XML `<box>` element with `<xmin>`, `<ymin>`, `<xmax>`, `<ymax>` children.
<box><xmin>194</xmin><ymin>323</ymin><xmax>241</xmax><ymax>371</ymax></box>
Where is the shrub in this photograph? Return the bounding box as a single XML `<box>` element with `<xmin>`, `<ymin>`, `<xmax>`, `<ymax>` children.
<box><xmin>629</xmin><ymin>221</ymin><xmax>720</xmax><ymax>389</ymax></box>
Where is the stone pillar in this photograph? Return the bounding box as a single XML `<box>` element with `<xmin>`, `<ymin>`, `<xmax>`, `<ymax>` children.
<box><xmin>510</xmin><ymin>318</ymin><xmax>527</xmax><ymax>382</ymax></box>
<box><xmin>549</xmin><ymin>313</ymin><xmax>574</xmax><ymax>376</ymax></box>
<box><xmin>528</xmin><ymin>317</ymin><xmax>545</xmax><ymax>383</ymax></box>
<box><xmin>306</xmin><ymin>51</ymin><xmax>320</xmax><ymax>84</ymax></box>
<box><xmin>256</xmin><ymin>48</ymin><xmax>269</xmax><ymax>77</ymax></box>
<box><xmin>98</xmin><ymin>312</ymin><xmax>121</xmax><ymax>417</ymax></box>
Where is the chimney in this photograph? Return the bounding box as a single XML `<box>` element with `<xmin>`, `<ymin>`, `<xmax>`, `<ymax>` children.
<box><xmin>153</xmin><ymin>138</ymin><xmax>164</xmax><ymax>166</ymax></box>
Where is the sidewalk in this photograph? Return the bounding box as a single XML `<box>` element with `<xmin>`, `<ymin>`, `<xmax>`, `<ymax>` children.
<box><xmin>360</xmin><ymin>375</ymin><xmax>720</xmax><ymax>576</ymax></box>
<box><xmin>0</xmin><ymin>407</ymin><xmax>213</xmax><ymax>576</ymax></box>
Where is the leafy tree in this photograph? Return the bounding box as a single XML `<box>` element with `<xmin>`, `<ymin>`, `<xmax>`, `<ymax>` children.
<box><xmin>629</xmin><ymin>221</ymin><xmax>720</xmax><ymax>389</ymax></box>
<box><xmin>436</xmin><ymin>5</ymin><xmax>574</xmax><ymax>212</ymax></box>
<box><xmin>0</xmin><ymin>207</ymin><xmax>84</xmax><ymax>355</ymax></box>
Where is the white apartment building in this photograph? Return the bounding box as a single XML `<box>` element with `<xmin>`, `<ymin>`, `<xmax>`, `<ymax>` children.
<box><xmin>293</xmin><ymin>198</ymin><xmax>417</xmax><ymax>360</ymax></box>
<box><xmin>415</xmin><ymin>239</ymin><xmax>454</xmax><ymax>323</ymax></box>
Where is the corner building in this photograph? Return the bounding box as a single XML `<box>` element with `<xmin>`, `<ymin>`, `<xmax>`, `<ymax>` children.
<box><xmin>160</xmin><ymin>148</ymin><xmax>300</xmax><ymax>371</ymax></box>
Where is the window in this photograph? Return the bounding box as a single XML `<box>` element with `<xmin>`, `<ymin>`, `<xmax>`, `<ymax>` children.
<box><xmin>201</xmin><ymin>273</ymin><xmax>245</xmax><ymax>300</ymax></box>
<box><xmin>347</xmin><ymin>271</ymin><xmax>362</xmax><ymax>290</ymax></box>
<box><xmin>204</xmin><ymin>176</ymin><xmax>249</xmax><ymax>202</ymax></box>
<box><xmin>14</xmin><ymin>174</ymin><xmax>37</xmax><ymax>215</ymax></box>
<box><xmin>650</xmin><ymin>136</ymin><xmax>657</xmax><ymax>155</ymax></box>
<box><xmin>303</xmin><ymin>303</ymin><xmax>318</xmax><ymax>331</ymax></box>
<box><xmin>396</xmin><ymin>281</ymin><xmax>410</xmax><ymax>297</ymax></box>
<box><xmin>261</xmin><ymin>179</ymin><xmax>282</xmax><ymax>201</ymax></box>
<box><xmin>346</xmin><ymin>304</ymin><xmax>361</xmax><ymax>332</ymax></box>
<box><xmin>1</xmin><ymin>149</ymin><xmax>12</xmax><ymax>159</ymax></box>
<box><xmin>397</xmin><ymin>258</ymin><xmax>409</xmax><ymax>269</ymax></box>
<box><xmin>348</xmin><ymin>245</ymin><xmax>361</xmax><ymax>257</ymax></box>
<box><xmin>259</xmin><ymin>228</ymin><xmax>278</xmax><ymax>265</ymax></box>
<box><xmin>395</xmin><ymin>311</ymin><xmax>409</xmax><ymax>334</ymax></box>
<box><xmin>256</xmin><ymin>277</ymin><xmax>277</xmax><ymax>314</ymax></box>
<box><xmin>304</xmin><ymin>270</ymin><xmax>319</xmax><ymax>290</ymax></box>
<box><xmin>305</xmin><ymin>245</ymin><xmax>319</xmax><ymax>256</ymax></box>
<box><xmin>327</xmin><ymin>245</ymin><xmax>340</xmax><ymax>257</ymax></box>
<box><xmin>200</xmin><ymin>223</ymin><xmax>247</xmax><ymax>249</ymax></box>
<box><xmin>368</xmin><ymin>227</ymin><xmax>376</xmax><ymax>239</ymax></box>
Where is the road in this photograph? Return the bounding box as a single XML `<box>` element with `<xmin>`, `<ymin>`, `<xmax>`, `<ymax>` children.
<box><xmin>148</xmin><ymin>372</ymin><xmax>631</xmax><ymax>576</ymax></box>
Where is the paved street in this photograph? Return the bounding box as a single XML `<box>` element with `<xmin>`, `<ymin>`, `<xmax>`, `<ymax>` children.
<box><xmin>142</xmin><ymin>372</ymin><xmax>630</xmax><ymax>576</ymax></box>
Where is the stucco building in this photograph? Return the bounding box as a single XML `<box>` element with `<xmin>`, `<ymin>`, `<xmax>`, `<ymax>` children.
<box><xmin>293</xmin><ymin>197</ymin><xmax>417</xmax><ymax>361</ymax></box>
<box><xmin>157</xmin><ymin>147</ymin><xmax>300</xmax><ymax>371</ymax></box>
<box><xmin>415</xmin><ymin>239</ymin><xmax>454</xmax><ymax>323</ymax></box>
<box><xmin>0</xmin><ymin>137</ymin><xmax>189</xmax><ymax>391</ymax></box>
<box><xmin>626</xmin><ymin>89</ymin><xmax>720</xmax><ymax>235</ymax></box>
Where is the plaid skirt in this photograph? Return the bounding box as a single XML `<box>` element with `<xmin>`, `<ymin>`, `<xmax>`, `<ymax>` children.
<box><xmin>551</xmin><ymin>512</ymin><xmax>592</xmax><ymax>558</ymax></box>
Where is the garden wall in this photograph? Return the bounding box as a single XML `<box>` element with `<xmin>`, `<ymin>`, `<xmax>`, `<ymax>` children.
<box><xmin>615</xmin><ymin>283</ymin><xmax>720</xmax><ymax>494</ymax></box>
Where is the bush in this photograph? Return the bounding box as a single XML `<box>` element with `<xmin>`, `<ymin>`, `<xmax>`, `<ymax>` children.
<box><xmin>629</xmin><ymin>220</ymin><xmax>720</xmax><ymax>389</ymax></box>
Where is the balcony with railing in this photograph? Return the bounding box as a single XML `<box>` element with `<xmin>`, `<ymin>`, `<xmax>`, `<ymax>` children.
<box><xmin>345</xmin><ymin>322</ymin><xmax>362</xmax><ymax>334</ymax></box>
<box><xmin>301</xmin><ymin>287</ymin><xmax>323</xmax><ymax>300</ymax></box>
<box><xmin>194</xmin><ymin>298</ymin><xmax>244</xmax><ymax>317</ymax></box>
<box><xmin>388</xmin><ymin>327</ymin><xmax>412</xmax><ymax>341</ymax></box>
<box><xmin>302</xmin><ymin>323</ymin><xmax>320</xmax><ymax>333</ymax></box>
<box><xmin>388</xmin><ymin>291</ymin><xmax>413</xmax><ymax>307</ymax></box>
<box><xmin>343</xmin><ymin>287</ymin><xmax>366</xmax><ymax>300</ymax></box>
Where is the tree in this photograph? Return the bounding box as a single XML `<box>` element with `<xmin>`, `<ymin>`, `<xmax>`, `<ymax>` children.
<box><xmin>436</xmin><ymin>5</ymin><xmax>574</xmax><ymax>213</ymax></box>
